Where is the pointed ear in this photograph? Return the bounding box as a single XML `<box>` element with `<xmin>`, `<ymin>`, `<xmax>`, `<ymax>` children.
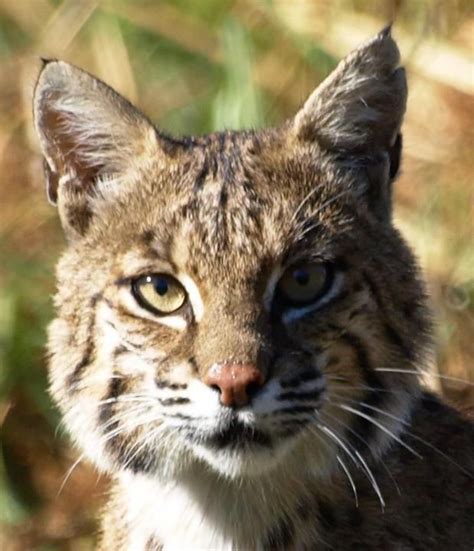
<box><xmin>293</xmin><ymin>28</ymin><xmax>407</xmax><ymax>219</ymax></box>
<box><xmin>33</xmin><ymin>60</ymin><xmax>172</xmax><ymax>238</ymax></box>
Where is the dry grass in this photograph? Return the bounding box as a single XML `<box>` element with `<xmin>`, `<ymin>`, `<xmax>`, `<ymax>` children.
<box><xmin>0</xmin><ymin>1</ymin><xmax>472</xmax><ymax>548</ymax></box>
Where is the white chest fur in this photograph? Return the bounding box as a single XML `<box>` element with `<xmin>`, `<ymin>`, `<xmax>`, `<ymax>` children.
<box><xmin>121</xmin><ymin>472</ymin><xmax>249</xmax><ymax>551</ymax></box>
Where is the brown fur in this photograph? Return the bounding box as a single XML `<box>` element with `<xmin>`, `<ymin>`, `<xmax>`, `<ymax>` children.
<box><xmin>33</xmin><ymin>29</ymin><xmax>473</xmax><ymax>549</ymax></box>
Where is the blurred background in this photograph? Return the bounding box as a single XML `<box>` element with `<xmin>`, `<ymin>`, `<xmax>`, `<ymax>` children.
<box><xmin>0</xmin><ymin>0</ymin><xmax>472</xmax><ymax>549</ymax></box>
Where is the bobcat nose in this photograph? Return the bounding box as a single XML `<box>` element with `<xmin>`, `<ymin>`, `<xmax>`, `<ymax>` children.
<box><xmin>204</xmin><ymin>363</ymin><xmax>265</xmax><ymax>407</ymax></box>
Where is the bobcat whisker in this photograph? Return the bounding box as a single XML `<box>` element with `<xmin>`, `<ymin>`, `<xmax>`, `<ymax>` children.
<box><xmin>325</xmin><ymin>375</ymin><xmax>351</xmax><ymax>382</ymax></box>
<box><xmin>97</xmin><ymin>394</ymin><xmax>157</xmax><ymax>407</ymax></box>
<box><xmin>348</xmin><ymin>399</ymin><xmax>410</xmax><ymax>426</ymax></box>
<box><xmin>311</xmin><ymin>422</ymin><xmax>385</xmax><ymax>509</ymax></box>
<box><xmin>122</xmin><ymin>423</ymin><xmax>181</xmax><ymax>472</ymax></box>
<box><xmin>100</xmin><ymin>404</ymin><xmax>156</xmax><ymax>432</ymax></box>
<box><xmin>327</xmin><ymin>382</ymin><xmax>414</xmax><ymax>398</ymax></box>
<box><xmin>373</xmin><ymin>367</ymin><xmax>474</xmax><ymax>386</ymax></box>
<box><xmin>403</xmin><ymin>431</ymin><xmax>474</xmax><ymax>479</ymax></box>
<box><xmin>320</xmin><ymin>408</ymin><xmax>401</xmax><ymax>496</ymax></box>
<box><xmin>337</xmin><ymin>404</ymin><xmax>422</xmax><ymax>460</ymax></box>
<box><xmin>304</xmin><ymin>424</ymin><xmax>360</xmax><ymax>508</ymax></box>
<box><xmin>336</xmin><ymin>456</ymin><xmax>359</xmax><ymax>507</ymax></box>
<box><xmin>340</xmin><ymin>398</ymin><xmax>474</xmax><ymax>480</ymax></box>
<box><xmin>56</xmin><ymin>453</ymin><xmax>86</xmax><ymax>498</ymax></box>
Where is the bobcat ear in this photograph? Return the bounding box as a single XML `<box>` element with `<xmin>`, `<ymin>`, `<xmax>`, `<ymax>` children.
<box><xmin>33</xmin><ymin>60</ymin><xmax>171</xmax><ymax>238</ymax></box>
<box><xmin>293</xmin><ymin>27</ymin><xmax>406</xmax><ymax>219</ymax></box>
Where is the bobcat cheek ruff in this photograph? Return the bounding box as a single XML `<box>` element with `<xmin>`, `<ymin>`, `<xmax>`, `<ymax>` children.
<box><xmin>34</xmin><ymin>28</ymin><xmax>473</xmax><ymax>551</ymax></box>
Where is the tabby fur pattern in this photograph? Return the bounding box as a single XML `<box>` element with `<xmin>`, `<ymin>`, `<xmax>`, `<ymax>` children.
<box><xmin>33</xmin><ymin>28</ymin><xmax>473</xmax><ymax>550</ymax></box>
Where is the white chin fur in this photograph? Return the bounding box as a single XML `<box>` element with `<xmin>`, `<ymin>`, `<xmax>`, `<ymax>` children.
<box><xmin>192</xmin><ymin>438</ymin><xmax>297</xmax><ymax>478</ymax></box>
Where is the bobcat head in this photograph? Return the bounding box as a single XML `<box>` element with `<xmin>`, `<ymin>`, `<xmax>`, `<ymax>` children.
<box><xmin>34</xmin><ymin>28</ymin><xmax>431</xmax><ymax>481</ymax></box>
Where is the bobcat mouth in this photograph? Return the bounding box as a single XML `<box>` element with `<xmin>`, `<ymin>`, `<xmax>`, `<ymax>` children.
<box><xmin>209</xmin><ymin>419</ymin><xmax>272</xmax><ymax>449</ymax></box>
<box><xmin>193</xmin><ymin>418</ymin><xmax>272</xmax><ymax>450</ymax></box>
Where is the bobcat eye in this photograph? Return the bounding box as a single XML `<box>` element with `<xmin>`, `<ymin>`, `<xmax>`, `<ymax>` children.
<box><xmin>132</xmin><ymin>274</ymin><xmax>186</xmax><ymax>315</ymax></box>
<box><xmin>276</xmin><ymin>262</ymin><xmax>333</xmax><ymax>306</ymax></box>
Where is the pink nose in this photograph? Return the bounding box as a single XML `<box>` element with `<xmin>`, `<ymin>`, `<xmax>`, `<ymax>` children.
<box><xmin>203</xmin><ymin>363</ymin><xmax>265</xmax><ymax>407</ymax></box>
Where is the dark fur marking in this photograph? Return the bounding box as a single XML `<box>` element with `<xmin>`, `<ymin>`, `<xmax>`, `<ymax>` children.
<box><xmin>278</xmin><ymin>389</ymin><xmax>323</xmax><ymax>402</ymax></box>
<box><xmin>145</xmin><ymin>535</ymin><xmax>163</xmax><ymax>551</ymax></box>
<box><xmin>326</xmin><ymin>355</ymin><xmax>341</xmax><ymax>367</ymax></box>
<box><xmin>276</xmin><ymin>405</ymin><xmax>316</xmax><ymax>415</ymax></box>
<box><xmin>159</xmin><ymin>397</ymin><xmax>190</xmax><ymax>406</ymax></box>
<box><xmin>113</xmin><ymin>345</ymin><xmax>128</xmax><ymax>358</ymax></box>
<box><xmin>155</xmin><ymin>379</ymin><xmax>187</xmax><ymax>390</ymax></box>
<box><xmin>348</xmin><ymin>306</ymin><xmax>365</xmax><ymax>320</ymax></box>
<box><xmin>126</xmin><ymin>450</ymin><xmax>155</xmax><ymax>475</ymax></box>
<box><xmin>296</xmin><ymin>496</ymin><xmax>313</xmax><ymax>521</ymax></box>
<box><xmin>334</xmin><ymin>290</ymin><xmax>349</xmax><ymax>303</ymax></box>
<box><xmin>279</xmin><ymin>418</ymin><xmax>311</xmax><ymax>427</ymax></box>
<box><xmin>340</xmin><ymin>332</ymin><xmax>386</xmax><ymax>448</ymax></box>
<box><xmin>193</xmin><ymin>159</ymin><xmax>209</xmax><ymax>191</ymax></box>
<box><xmin>280</xmin><ymin>368</ymin><xmax>319</xmax><ymax>388</ymax></box>
<box><xmin>167</xmin><ymin>413</ymin><xmax>193</xmax><ymax>421</ymax></box>
<box><xmin>420</xmin><ymin>391</ymin><xmax>444</xmax><ymax>413</ymax></box>
<box><xmin>346</xmin><ymin>506</ymin><xmax>363</xmax><ymax>528</ymax></box>
<box><xmin>188</xmin><ymin>356</ymin><xmax>199</xmax><ymax>374</ymax></box>
<box><xmin>318</xmin><ymin>499</ymin><xmax>338</xmax><ymax>531</ymax></box>
<box><xmin>169</xmin><ymin>382</ymin><xmax>187</xmax><ymax>390</ymax></box>
<box><xmin>208</xmin><ymin>419</ymin><xmax>272</xmax><ymax>449</ymax></box>
<box><xmin>99</xmin><ymin>375</ymin><xmax>127</xmax><ymax>425</ymax></box>
<box><xmin>98</xmin><ymin>376</ymin><xmax>157</xmax><ymax>474</ymax></box>
<box><xmin>352</xmin><ymin>281</ymin><xmax>364</xmax><ymax>293</ymax></box>
<box><xmin>402</xmin><ymin>302</ymin><xmax>417</xmax><ymax>319</ymax></box>
<box><xmin>67</xmin><ymin>293</ymin><xmax>102</xmax><ymax>391</ymax></box>
<box><xmin>141</xmin><ymin>230</ymin><xmax>155</xmax><ymax>245</ymax></box>
<box><xmin>264</xmin><ymin>516</ymin><xmax>294</xmax><ymax>550</ymax></box>
<box><xmin>363</xmin><ymin>272</ymin><xmax>415</xmax><ymax>362</ymax></box>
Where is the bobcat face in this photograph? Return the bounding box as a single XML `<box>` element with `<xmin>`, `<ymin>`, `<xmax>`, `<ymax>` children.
<box><xmin>35</xmin><ymin>30</ymin><xmax>431</xmax><ymax>480</ymax></box>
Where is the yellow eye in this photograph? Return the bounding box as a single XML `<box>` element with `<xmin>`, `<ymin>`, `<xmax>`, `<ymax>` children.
<box><xmin>277</xmin><ymin>263</ymin><xmax>332</xmax><ymax>306</ymax></box>
<box><xmin>132</xmin><ymin>274</ymin><xmax>186</xmax><ymax>315</ymax></box>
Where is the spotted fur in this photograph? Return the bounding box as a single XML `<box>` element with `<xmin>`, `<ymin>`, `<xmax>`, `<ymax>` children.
<box><xmin>34</xmin><ymin>28</ymin><xmax>473</xmax><ymax>550</ymax></box>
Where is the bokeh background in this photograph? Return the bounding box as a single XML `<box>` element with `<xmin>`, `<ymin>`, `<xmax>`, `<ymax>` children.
<box><xmin>0</xmin><ymin>0</ymin><xmax>472</xmax><ymax>549</ymax></box>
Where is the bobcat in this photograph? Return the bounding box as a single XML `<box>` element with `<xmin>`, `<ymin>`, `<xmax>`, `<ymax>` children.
<box><xmin>33</xmin><ymin>28</ymin><xmax>473</xmax><ymax>549</ymax></box>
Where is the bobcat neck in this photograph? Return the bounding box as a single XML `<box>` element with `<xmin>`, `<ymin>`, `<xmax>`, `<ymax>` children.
<box><xmin>104</xmin><ymin>461</ymin><xmax>340</xmax><ymax>550</ymax></box>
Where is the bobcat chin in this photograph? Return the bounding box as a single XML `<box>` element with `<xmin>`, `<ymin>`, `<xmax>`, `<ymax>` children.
<box><xmin>34</xmin><ymin>28</ymin><xmax>473</xmax><ymax>550</ymax></box>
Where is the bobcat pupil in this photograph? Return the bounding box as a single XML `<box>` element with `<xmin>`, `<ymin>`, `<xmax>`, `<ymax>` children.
<box><xmin>154</xmin><ymin>277</ymin><xmax>168</xmax><ymax>296</ymax></box>
<box><xmin>294</xmin><ymin>269</ymin><xmax>310</xmax><ymax>286</ymax></box>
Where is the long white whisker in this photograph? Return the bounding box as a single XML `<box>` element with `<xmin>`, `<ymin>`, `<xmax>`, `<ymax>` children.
<box><xmin>320</xmin><ymin>408</ymin><xmax>401</xmax><ymax>496</ymax></box>
<box><xmin>316</xmin><ymin>422</ymin><xmax>385</xmax><ymax>509</ymax></box>
<box><xmin>301</xmin><ymin>423</ymin><xmax>359</xmax><ymax>509</ymax></box>
<box><xmin>328</xmin><ymin>382</ymin><xmax>412</xmax><ymax>397</ymax></box>
<box><xmin>338</xmin><ymin>398</ymin><xmax>473</xmax><ymax>480</ymax></box>
<box><xmin>317</xmin><ymin>424</ymin><xmax>359</xmax><ymax>466</ymax></box>
<box><xmin>336</xmin><ymin>456</ymin><xmax>359</xmax><ymax>507</ymax></box>
<box><xmin>338</xmin><ymin>404</ymin><xmax>422</xmax><ymax>459</ymax></box>
<box><xmin>404</xmin><ymin>432</ymin><xmax>473</xmax><ymax>479</ymax></box>
<box><xmin>122</xmin><ymin>423</ymin><xmax>171</xmax><ymax>471</ymax></box>
<box><xmin>374</xmin><ymin>367</ymin><xmax>474</xmax><ymax>386</ymax></box>
<box><xmin>56</xmin><ymin>453</ymin><xmax>85</xmax><ymax>497</ymax></box>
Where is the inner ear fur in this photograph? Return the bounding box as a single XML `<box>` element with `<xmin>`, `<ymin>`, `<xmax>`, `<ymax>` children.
<box><xmin>293</xmin><ymin>27</ymin><xmax>407</xmax><ymax>220</ymax></box>
<box><xmin>33</xmin><ymin>60</ymin><xmax>173</xmax><ymax>238</ymax></box>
